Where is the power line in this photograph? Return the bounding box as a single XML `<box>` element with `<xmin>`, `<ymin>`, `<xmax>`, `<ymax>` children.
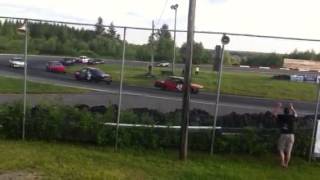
<box><xmin>155</xmin><ymin>0</ymin><xmax>169</xmax><ymax>28</ymax></box>
<box><xmin>1</xmin><ymin>16</ymin><xmax>320</xmax><ymax>43</ymax></box>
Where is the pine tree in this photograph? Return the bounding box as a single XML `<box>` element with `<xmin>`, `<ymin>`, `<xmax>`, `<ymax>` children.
<box><xmin>107</xmin><ymin>22</ymin><xmax>116</xmax><ymax>38</ymax></box>
<box><xmin>95</xmin><ymin>16</ymin><xmax>105</xmax><ymax>35</ymax></box>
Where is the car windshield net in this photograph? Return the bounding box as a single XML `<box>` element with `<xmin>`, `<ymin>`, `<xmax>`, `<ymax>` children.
<box><xmin>12</xmin><ymin>58</ymin><xmax>23</xmax><ymax>61</ymax></box>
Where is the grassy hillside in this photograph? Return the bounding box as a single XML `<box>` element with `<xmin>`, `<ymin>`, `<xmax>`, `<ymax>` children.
<box><xmin>0</xmin><ymin>140</ymin><xmax>319</xmax><ymax>180</ymax></box>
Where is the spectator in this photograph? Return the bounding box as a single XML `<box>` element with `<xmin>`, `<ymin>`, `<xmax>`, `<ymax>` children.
<box><xmin>195</xmin><ymin>66</ymin><xmax>200</xmax><ymax>75</ymax></box>
<box><xmin>273</xmin><ymin>103</ymin><xmax>298</xmax><ymax>168</ymax></box>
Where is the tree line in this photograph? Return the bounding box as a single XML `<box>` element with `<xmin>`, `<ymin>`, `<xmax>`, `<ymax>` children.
<box><xmin>0</xmin><ymin>17</ymin><xmax>319</xmax><ymax>67</ymax></box>
<box><xmin>0</xmin><ymin>18</ymin><xmax>210</xmax><ymax>64</ymax></box>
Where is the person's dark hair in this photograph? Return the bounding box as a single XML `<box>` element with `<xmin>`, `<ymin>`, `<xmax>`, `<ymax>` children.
<box><xmin>284</xmin><ymin>107</ymin><xmax>290</xmax><ymax>115</ymax></box>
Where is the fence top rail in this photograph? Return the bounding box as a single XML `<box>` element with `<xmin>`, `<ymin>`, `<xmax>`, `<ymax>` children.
<box><xmin>104</xmin><ymin>122</ymin><xmax>222</xmax><ymax>130</ymax></box>
<box><xmin>104</xmin><ymin>122</ymin><xmax>313</xmax><ymax>131</ymax></box>
<box><xmin>1</xmin><ymin>16</ymin><xmax>320</xmax><ymax>42</ymax></box>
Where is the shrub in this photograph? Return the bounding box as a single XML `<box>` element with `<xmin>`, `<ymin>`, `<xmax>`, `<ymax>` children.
<box><xmin>0</xmin><ymin>102</ymin><xmax>314</xmax><ymax>157</ymax></box>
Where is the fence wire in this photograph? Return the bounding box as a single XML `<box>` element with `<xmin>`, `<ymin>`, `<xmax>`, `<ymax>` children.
<box><xmin>0</xmin><ymin>16</ymin><xmax>319</xmax><ymax>160</ymax></box>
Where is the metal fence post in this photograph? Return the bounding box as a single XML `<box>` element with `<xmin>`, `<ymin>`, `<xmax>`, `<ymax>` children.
<box><xmin>22</xmin><ymin>19</ymin><xmax>28</xmax><ymax>140</ymax></box>
<box><xmin>115</xmin><ymin>27</ymin><xmax>127</xmax><ymax>151</ymax></box>
<box><xmin>150</xmin><ymin>21</ymin><xmax>155</xmax><ymax>75</ymax></box>
<box><xmin>309</xmin><ymin>80</ymin><xmax>320</xmax><ymax>162</ymax></box>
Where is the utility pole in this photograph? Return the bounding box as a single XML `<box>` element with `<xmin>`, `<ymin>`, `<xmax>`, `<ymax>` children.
<box><xmin>180</xmin><ymin>0</ymin><xmax>196</xmax><ymax>161</ymax></box>
<box><xmin>171</xmin><ymin>4</ymin><xmax>178</xmax><ymax>75</ymax></box>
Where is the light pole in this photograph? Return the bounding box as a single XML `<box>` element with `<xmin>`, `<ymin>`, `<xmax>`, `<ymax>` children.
<box><xmin>17</xmin><ymin>19</ymin><xmax>28</xmax><ymax>140</ymax></box>
<box><xmin>171</xmin><ymin>4</ymin><xmax>178</xmax><ymax>75</ymax></box>
<box><xmin>210</xmin><ymin>34</ymin><xmax>230</xmax><ymax>155</ymax></box>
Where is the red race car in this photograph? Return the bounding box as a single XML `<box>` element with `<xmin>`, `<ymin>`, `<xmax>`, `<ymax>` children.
<box><xmin>46</xmin><ymin>61</ymin><xmax>66</xmax><ymax>73</ymax></box>
<box><xmin>154</xmin><ymin>76</ymin><xmax>203</xmax><ymax>94</ymax></box>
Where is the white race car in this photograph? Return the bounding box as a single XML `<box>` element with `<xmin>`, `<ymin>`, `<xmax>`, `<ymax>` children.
<box><xmin>76</xmin><ymin>56</ymin><xmax>90</xmax><ymax>64</ymax></box>
<box><xmin>9</xmin><ymin>57</ymin><xmax>25</xmax><ymax>68</ymax></box>
<box><xmin>156</xmin><ymin>62</ymin><xmax>170</xmax><ymax>67</ymax></box>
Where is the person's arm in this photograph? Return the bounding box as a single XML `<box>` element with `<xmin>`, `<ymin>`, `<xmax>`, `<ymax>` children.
<box><xmin>289</xmin><ymin>103</ymin><xmax>298</xmax><ymax>117</ymax></box>
<box><xmin>272</xmin><ymin>102</ymin><xmax>282</xmax><ymax>117</ymax></box>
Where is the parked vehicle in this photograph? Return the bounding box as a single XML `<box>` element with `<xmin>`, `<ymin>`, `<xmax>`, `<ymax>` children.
<box><xmin>74</xmin><ymin>67</ymin><xmax>112</xmax><ymax>84</ymax></box>
<box><xmin>60</xmin><ymin>57</ymin><xmax>76</xmax><ymax>66</ymax></box>
<box><xmin>9</xmin><ymin>57</ymin><xmax>24</xmax><ymax>68</ymax></box>
<box><xmin>46</xmin><ymin>61</ymin><xmax>66</xmax><ymax>73</ymax></box>
<box><xmin>272</xmin><ymin>74</ymin><xmax>290</xmax><ymax>80</ymax></box>
<box><xmin>156</xmin><ymin>62</ymin><xmax>170</xmax><ymax>67</ymax></box>
<box><xmin>87</xmin><ymin>58</ymin><xmax>105</xmax><ymax>65</ymax></box>
<box><xmin>154</xmin><ymin>76</ymin><xmax>203</xmax><ymax>94</ymax></box>
<box><xmin>76</xmin><ymin>56</ymin><xmax>90</xmax><ymax>63</ymax></box>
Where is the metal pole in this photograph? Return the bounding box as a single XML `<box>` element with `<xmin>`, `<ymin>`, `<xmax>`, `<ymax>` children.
<box><xmin>180</xmin><ymin>0</ymin><xmax>196</xmax><ymax>161</ymax></box>
<box><xmin>210</xmin><ymin>44</ymin><xmax>225</xmax><ymax>155</ymax></box>
<box><xmin>172</xmin><ymin>8</ymin><xmax>177</xmax><ymax>75</ymax></box>
<box><xmin>309</xmin><ymin>80</ymin><xmax>320</xmax><ymax>162</ymax></box>
<box><xmin>22</xmin><ymin>20</ymin><xmax>28</xmax><ymax>140</ymax></box>
<box><xmin>115</xmin><ymin>27</ymin><xmax>126</xmax><ymax>151</ymax></box>
<box><xmin>150</xmin><ymin>21</ymin><xmax>155</xmax><ymax>75</ymax></box>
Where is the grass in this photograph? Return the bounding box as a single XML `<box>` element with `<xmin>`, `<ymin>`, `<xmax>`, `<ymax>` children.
<box><xmin>66</xmin><ymin>64</ymin><xmax>318</xmax><ymax>101</ymax></box>
<box><xmin>0</xmin><ymin>139</ymin><xmax>319</xmax><ymax>180</ymax></box>
<box><xmin>0</xmin><ymin>76</ymin><xmax>87</xmax><ymax>93</ymax></box>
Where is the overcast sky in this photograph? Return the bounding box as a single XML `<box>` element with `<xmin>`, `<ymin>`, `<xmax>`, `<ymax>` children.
<box><xmin>1</xmin><ymin>0</ymin><xmax>320</xmax><ymax>53</ymax></box>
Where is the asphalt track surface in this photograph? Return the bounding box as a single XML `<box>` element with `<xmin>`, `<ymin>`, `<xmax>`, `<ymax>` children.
<box><xmin>0</xmin><ymin>54</ymin><xmax>317</xmax><ymax>116</ymax></box>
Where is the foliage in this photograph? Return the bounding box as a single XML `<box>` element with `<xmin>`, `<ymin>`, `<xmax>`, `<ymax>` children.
<box><xmin>154</xmin><ymin>24</ymin><xmax>174</xmax><ymax>61</ymax></box>
<box><xmin>0</xmin><ymin>102</ymin><xmax>314</xmax><ymax>158</ymax></box>
<box><xmin>286</xmin><ymin>49</ymin><xmax>320</xmax><ymax>60</ymax></box>
<box><xmin>95</xmin><ymin>16</ymin><xmax>105</xmax><ymax>35</ymax></box>
<box><xmin>180</xmin><ymin>41</ymin><xmax>212</xmax><ymax>64</ymax></box>
<box><xmin>243</xmin><ymin>53</ymin><xmax>283</xmax><ymax>67</ymax></box>
<box><xmin>1</xmin><ymin>19</ymin><xmax>320</xmax><ymax>66</ymax></box>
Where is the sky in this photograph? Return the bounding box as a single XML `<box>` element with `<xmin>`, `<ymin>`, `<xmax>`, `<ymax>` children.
<box><xmin>1</xmin><ymin>0</ymin><xmax>320</xmax><ymax>53</ymax></box>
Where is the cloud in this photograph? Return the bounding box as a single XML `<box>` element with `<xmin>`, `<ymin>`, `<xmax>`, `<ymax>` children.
<box><xmin>208</xmin><ymin>0</ymin><xmax>228</xmax><ymax>4</ymax></box>
<box><xmin>1</xmin><ymin>0</ymin><xmax>320</xmax><ymax>53</ymax></box>
<box><xmin>0</xmin><ymin>2</ymin><xmax>91</xmax><ymax>23</ymax></box>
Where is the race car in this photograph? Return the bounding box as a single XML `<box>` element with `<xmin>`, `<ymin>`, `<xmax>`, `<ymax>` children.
<box><xmin>154</xmin><ymin>76</ymin><xmax>203</xmax><ymax>94</ymax></box>
<box><xmin>60</xmin><ymin>57</ymin><xmax>76</xmax><ymax>66</ymax></box>
<box><xmin>87</xmin><ymin>58</ymin><xmax>105</xmax><ymax>65</ymax></box>
<box><xmin>76</xmin><ymin>56</ymin><xmax>90</xmax><ymax>64</ymax></box>
<box><xmin>46</xmin><ymin>61</ymin><xmax>66</xmax><ymax>73</ymax></box>
<box><xmin>156</xmin><ymin>61</ymin><xmax>170</xmax><ymax>67</ymax></box>
<box><xmin>74</xmin><ymin>67</ymin><xmax>112</xmax><ymax>84</ymax></box>
<box><xmin>9</xmin><ymin>57</ymin><xmax>25</xmax><ymax>68</ymax></box>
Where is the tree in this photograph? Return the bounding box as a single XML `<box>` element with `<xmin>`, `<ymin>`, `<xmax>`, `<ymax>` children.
<box><xmin>154</xmin><ymin>24</ymin><xmax>173</xmax><ymax>61</ymax></box>
<box><xmin>244</xmin><ymin>53</ymin><xmax>283</xmax><ymax>67</ymax></box>
<box><xmin>107</xmin><ymin>22</ymin><xmax>117</xmax><ymax>38</ymax></box>
<box><xmin>180</xmin><ymin>41</ymin><xmax>207</xmax><ymax>64</ymax></box>
<box><xmin>157</xmin><ymin>24</ymin><xmax>171</xmax><ymax>39</ymax></box>
<box><xmin>95</xmin><ymin>16</ymin><xmax>105</xmax><ymax>35</ymax></box>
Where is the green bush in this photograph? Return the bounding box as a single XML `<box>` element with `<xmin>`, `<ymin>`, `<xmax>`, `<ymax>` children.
<box><xmin>0</xmin><ymin>102</ymin><xmax>24</xmax><ymax>138</ymax></box>
<box><xmin>0</xmin><ymin>102</ymin><xmax>314</xmax><ymax>157</ymax></box>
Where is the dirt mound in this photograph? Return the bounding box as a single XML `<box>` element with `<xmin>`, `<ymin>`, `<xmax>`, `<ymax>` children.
<box><xmin>0</xmin><ymin>171</ymin><xmax>41</xmax><ymax>180</ymax></box>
